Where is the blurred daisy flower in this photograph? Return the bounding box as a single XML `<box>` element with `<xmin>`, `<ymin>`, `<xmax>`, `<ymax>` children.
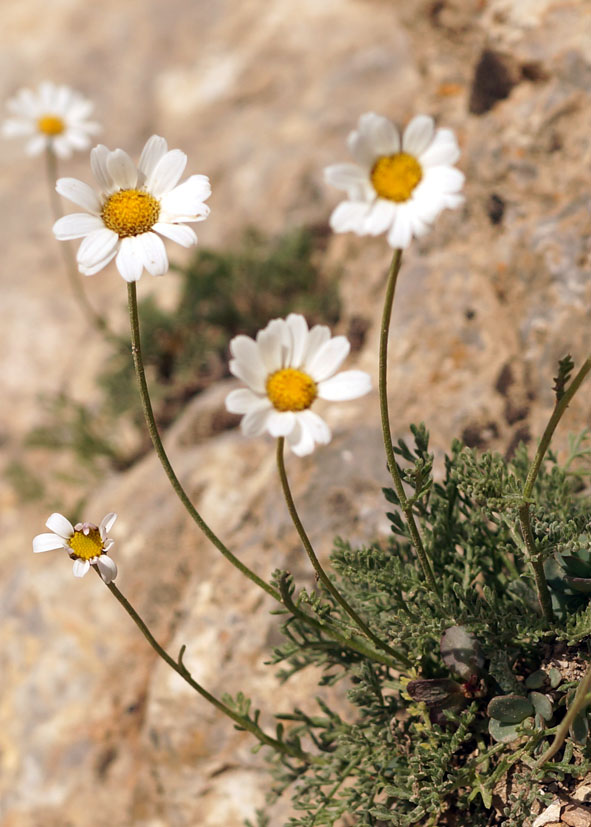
<box><xmin>52</xmin><ymin>135</ymin><xmax>211</xmax><ymax>281</ymax></box>
<box><xmin>33</xmin><ymin>512</ymin><xmax>118</xmax><ymax>583</ymax></box>
<box><xmin>324</xmin><ymin>113</ymin><xmax>464</xmax><ymax>249</ymax></box>
<box><xmin>225</xmin><ymin>314</ymin><xmax>371</xmax><ymax>456</ymax></box>
<box><xmin>2</xmin><ymin>81</ymin><xmax>100</xmax><ymax>160</ymax></box>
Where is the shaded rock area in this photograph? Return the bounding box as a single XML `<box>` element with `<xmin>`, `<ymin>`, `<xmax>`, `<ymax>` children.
<box><xmin>0</xmin><ymin>0</ymin><xmax>589</xmax><ymax>824</ymax></box>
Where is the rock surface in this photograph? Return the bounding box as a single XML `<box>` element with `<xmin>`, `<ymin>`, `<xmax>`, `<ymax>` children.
<box><xmin>0</xmin><ymin>0</ymin><xmax>590</xmax><ymax>825</ymax></box>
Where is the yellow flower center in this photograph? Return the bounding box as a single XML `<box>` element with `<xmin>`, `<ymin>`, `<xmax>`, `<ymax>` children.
<box><xmin>101</xmin><ymin>189</ymin><xmax>160</xmax><ymax>238</ymax></box>
<box><xmin>370</xmin><ymin>152</ymin><xmax>423</xmax><ymax>202</ymax></box>
<box><xmin>68</xmin><ymin>527</ymin><xmax>104</xmax><ymax>561</ymax></box>
<box><xmin>38</xmin><ymin>114</ymin><xmax>65</xmax><ymax>136</ymax></box>
<box><xmin>266</xmin><ymin>368</ymin><xmax>317</xmax><ymax>412</ymax></box>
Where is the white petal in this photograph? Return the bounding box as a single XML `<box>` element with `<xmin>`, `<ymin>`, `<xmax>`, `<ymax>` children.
<box><xmin>97</xmin><ymin>556</ymin><xmax>117</xmax><ymax>584</ymax></box>
<box><xmin>298</xmin><ymin>410</ymin><xmax>331</xmax><ymax>446</ymax></box>
<box><xmin>363</xmin><ymin>199</ymin><xmax>396</xmax><ymax>235</ymax></box>
<box><xmin>153</xmin><ymin>222</ymin><xmax>197</xmax><ymax>247</ymax></box>
<box><xmin>138</xmin><ymin>135</ymin><xmax>168</xmax><ymax>179</ymax></box>
<box><xmin>62</xmin><ymin>129</ymin><xmax>93</xmax><ymax>150</ymax></box>
<box><xmin>422</xmin><ymin>165</ymin><xmax>465</xmax><ymax>194</ymax></box>
<box><xmin>46</xmin><ymin>512</ymin><xmax>74</xmax><ymax>538</ymax></box>
<box><xmin>329</xmin><ymin>200</ymin><xmax>372</xmax><ymax>234</ymax></box>
<box><xmin>419</xmin><ymin>128</ymin><xmax>460</xmax><ymax>167</ymax></box>
<box><xmin>230</xmin><ymin>335</ymin><xmax>266</xmax><ymax>374</ymax></box>
<box><xmin>324</xmin><ymin>163</ymin><xmax>367</xmax><ymax>192</ymax></box>
<box><xmin>99</xmin><ymin>512</ymin><xmax>117</xmax><ymax>536</ymax></box>
<box><xmin>56</xmin><ymin>178</ymin><xmax>101</xmax><ymax>213</ymax></box>
<box><xmin>91</xmin><ymin>144</ymin><xmax>115</xmax><ymax>191</ymax></box>
<box><xmin>159</xmin><ymin>175</ymin><xmax>211</xmax><ymax>221</ymax></box>
<box><xmin>33</xmin><ymin>533</ymin><xmax>66</xmax><ymax>553</ymax></box>
<box><xmin>106</xmin><ymin>149</ymin><xmax>138</xmax><ymax>189</ymax></box>
<box><xmin>53</xmin><ymin>213</ymin><xmax>105</xmax><ymax>240</ymax></box>
<box><xmin>25</xmin><ymin>134</ymin><xmax>47</xmax><ymax>156</ymax></box>
<box><xmin>306</xmin><ymin>336</ymin><xmax>350</xmax><ymax>382</ymax></box>
<box><xmin>357</xmin><ymin>113</ymin><xmax>400</xmax><ymax>155</ymax></box>
<box><xmin>256</xmin><ymin>324</ymin><xmax>284</xmax><ymax>373</ymax></box>
<box><xmin>317</xmin><ymin>370</ymin><xmax>372</xmax><ymax>401</ymax></box>
<box><xmin>402</xmin><ymin>115</ymin><xmax>435</xmax><ymax>156</ymax></box>
<box><xmin>267</xmin><ymin>411</ymin><xmax>297</xmax><ymax>437</ymax></box>
<box><xmin>285</xmin><ymin>314</ymin><xmax>309</xmax><ymax>367</ymax></box>
<box><xmin>72</xmin><ymin>559</ymin><xmax>91</xmax><ymax>578</ymax></box>
<box><xmin>226</xmin><ymin>387</ymin><xmax>264</xmax><ymax>414</ymax></box>
<box><xmin>146</xmin><ymin>149</ymin><xmax>187</xmax><ymax>197</ymax></box>
<box><xmin>77</xmin><ymin>228</ymin><xmax>119</xmax><ymax>270</ymax></box>
<box><xmin>136</xmin><ymin>232</ymin><xmax>169</xmax><ymax>276</ymax></box>
<box><xmin>2</xmin><ymin>119</ymin><xmax>35</xmax><ymax>137</ymax></box>
<box><xmin>116</xmin><ymin>236</ymin><xmax>145</xmax><ymax>282</ymax></box>
<box><xmin>229</xmin><ymin>359</ymin><xmax>267</xmax><ymax>393</ymax></box>
<box><xmin>79</xmin><ymin>244</ymin><xmax>118</xmax><ymax>276</ymax></box>
<box><xmin>286</xmin><ymin>419</ymin><xmax>315</xmax><ymax>457</ymax></box>
<box><xmin>303</xmin><ymin>325</ymin><xmax>331</xmax><ymax>365</ymax></box>
<box><xmin>52</xmin><ymin>136</ymin><xmax>75</xmax><ymax>160</ymax></box>
<box><xmin>241</xmin><ymin>404</ymin><xmax>273</xmax><ymax>437</ymax></box>
<box><xmin>387</xmin><ymin>204</ymin><xmax>413</xmax><ymax>249</ymax></box>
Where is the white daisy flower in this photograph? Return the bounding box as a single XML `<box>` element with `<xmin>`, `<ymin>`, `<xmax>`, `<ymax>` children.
<box><xmin>324</xmin><ymin>113</ymin><xmax>464</xmax><ymax>249</ymax></box>
<box><xmin>2</xmin><ymin>81</ymin><xmax>100</xmax><ymax>160</ymax></box>
<box><xmin>52</xmin><ymin>135</ymin><xmax>211</xmax><ymax>282</ymax></box>
<box><xmin>33</xmin><ymin>512</ymin><xmax>118</xmax><ymax>583</ymax></box>
<box><xmin>225</xmin><ymin>314</ymin><xmax>371</xmax><ymax>456</ymax></box>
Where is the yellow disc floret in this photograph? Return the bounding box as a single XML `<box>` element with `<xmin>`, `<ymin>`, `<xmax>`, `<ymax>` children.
<box><xmin>68</xmin><ymin>527</ymin><xmax>104</xmax><ymax>561</ymax></box>
<box><xmin>38</xmin><ymin>114</ymin><xmax>65</xmax><ymax>136</ymax></box>
<box><xmin>371</xmin><ymin>152</ymin><xmax>423</xmax><ymax>202</ymax></box>
<box><xmin>101</xmin><ymin>189</ymin><xmax>161</xmax><ymax>238</ymax></box>
<box><xmin>266</xmin><ymin>368</ymin><xmax>317</xmax><ymax>412</ymax></box>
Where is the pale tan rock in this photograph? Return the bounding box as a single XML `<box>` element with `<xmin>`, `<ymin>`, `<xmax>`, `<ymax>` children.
<box><xmin>534</xmin><ymin>803</ymin><xmax>563</xmax><ymax>827</ymax></box>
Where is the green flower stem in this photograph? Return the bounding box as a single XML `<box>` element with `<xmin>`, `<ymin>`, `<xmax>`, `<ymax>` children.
<box><xmin>127</xmin><ymin>281</ymin><xmax>280</xmax><ymax>602</ymax></box>
<box><xmin>101</xmin><ymin>573</ymin><xmax>315</xmax><ymax>764</ymax></box>
<box><xmin>535</xmin><ymin>660</ymin><xmax>591</xmax><ymax>767</ymax></box>
<box><xmin>378</xmin><ymin>249</ymin><xmax>439</xmax><ymax>597</ymax></box>
<box><xmin>277</xmin><ymin>573</ymin><xmax>403</xmax><ymax>669</ymax></box>
<box><xmin>45</xmin><ymin>147</ymin><xmax>118</xmax><ymax>344</ymax></box>
<box><xmin>519</xmin><ymin>356</ymin><xmax>591</xmax><ymax>624</ymax></box>
<box><xmin>276</xmin><ymin>437</ymin><xmax>412</xmax><ymax>669</ymax></box>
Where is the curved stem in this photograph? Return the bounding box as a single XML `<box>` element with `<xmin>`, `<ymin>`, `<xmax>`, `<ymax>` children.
<box><xmin>276</xmin><ymin>437</ymin><xmax>411</xmax><ymax>669</ymax></box>
<box><xmin>45</xmin><ymin>148</ymin><xmax>118</xmax><ymax>343</ymax></box>
<box><xmin>127</xmin><ymin>282</ymin><xmax>280</xmax><ymax>601</ymax></box>
<box><xmin>378</xmin><ymin>249</ymin><xmax>439</xmax><ymax>597</ymax></box>
<box><xmin>101</xmin><ymin>573</ymin><xmax>315</xmax><ymax>763</ymax></box>
<box><xmin>518</xmin><ymin>356</ymin><xmax>591</xmax><ymax>624</ymax></box>
<box><xmin>536</xmin><ymin>660</ymin><xmax>591</xmax><ymax>767</ymax></box>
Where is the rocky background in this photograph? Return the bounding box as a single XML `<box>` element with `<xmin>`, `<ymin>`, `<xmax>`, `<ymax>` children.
<box><xmin>0</xmin><ymin>0</ymin><xmax>589</xmax><ymax>825</ymax></box>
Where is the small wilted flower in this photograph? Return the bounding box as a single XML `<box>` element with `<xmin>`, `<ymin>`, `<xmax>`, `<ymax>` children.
<box><xmin>324</xmin><ymin>113</ymin><xmax>464</xmax><ymax>249</ymax></box>
<box><xmin>225</xmin><ymin>314</ymin><xmax>371</xmax><ymax>456</ymax></box>
<box><xmin>33</xmin><ymin>512</ymin><xmax>118</xmax><ymax>583</ymax></box>
<box><xmin>2</xmin><ymin>81</ymin><xmax>100</xmax><ymax>159</ymax></box>
<box><xmin>53</xmin><ymin>135</ymin><xmax>211</xmax><ymax>282</ymax></box>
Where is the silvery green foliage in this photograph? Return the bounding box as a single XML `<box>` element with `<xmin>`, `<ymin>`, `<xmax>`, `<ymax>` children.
<box><xmin>253</xmin><ymin>424</ymin><xmax>591</xmax><ymax>826</ymax></box>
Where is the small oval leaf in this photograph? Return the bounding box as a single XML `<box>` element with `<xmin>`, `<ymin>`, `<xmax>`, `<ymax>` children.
<box><xmin>440</xmin><ymin>626</ymin><xmax>484</xmax><ymax>680</ymax></box>
<box><xmin>488</xmin><ymin>717</ymin><xmax>522</xmax><ymax>743</ymax></box>
<box><xmin>487</xmin><ymin>694</ymin><xmax>534</xmax><ymax>724</ymax></box>
<box><xmin>529</xmin><ymin>692</ymin><xmax>553</xmax><ymax>722</ymax></box>
<box><xmin>525</xmin><ymin>670</ymin><xmax>547</xmax><ymax>690</ymax></box>
<box><xmin>570</xmin><ymin>712</ymin><xmax>590</xmax><ymax>744</ymax></box>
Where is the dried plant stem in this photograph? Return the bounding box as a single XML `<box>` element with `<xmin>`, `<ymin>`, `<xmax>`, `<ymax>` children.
<box><xmin>276</xmin><ymin>437</ymin><xmax>412</xmax><ymax>669</ymax></box>
<box><xmin>378</xmin><ymin>249</ymin><xmax>439</xmax><ymax>597</ymax></box>
<box><xmin>535</xmin><ymin>659</ymin><xmax>591</xmax><ymax>767</ymax></box>
<box><xmin>127</xmin><ymin>281</ymin><xmax>280</xmax><ymax>601</ymax></box>
<box><xmin>102</xmin><ymin>573</ymin><xmax>315</xmax><ymax>763</ymax></box>
<box><xmin>45</xmin><ymin>147</ymin><xmax>117</xmax><ymax>343</ymax></box>
<box><xmin>519</xmin><ymin>356</ymin><xmax>591</xmax><ymax>624</ymax></box>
